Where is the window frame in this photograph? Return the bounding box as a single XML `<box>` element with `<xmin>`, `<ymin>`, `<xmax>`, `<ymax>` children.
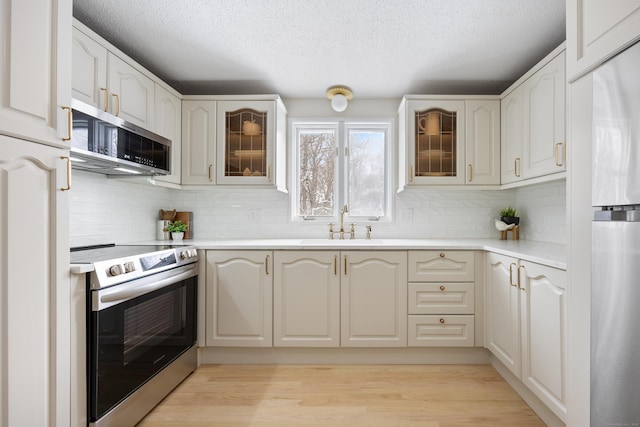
<box><xmin>289</xmin><ymin>119</ymin><xmax>393</xmax><ymax>224</ymax></box>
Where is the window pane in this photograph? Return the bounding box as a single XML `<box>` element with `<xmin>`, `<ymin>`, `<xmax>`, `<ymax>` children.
<box><xmin>348</xmin><ymin>130</ymin><xmax>385</xmax><ymax>217</ymax></box>
<box><xmin>298</xmin><ymin>130</ymin><xmax>335</xmax><ymax>216</ymax></box>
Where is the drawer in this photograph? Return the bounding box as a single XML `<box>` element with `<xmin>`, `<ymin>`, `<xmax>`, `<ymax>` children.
<box><xmin>408</xmin><ymin>251</ymin><xmax>475</xmax><ymax>282</ymax></box>
<box><xmin>408</xmin><ymin>282</ymin><xmax>474</xmax><ymax>315</ymax></box>
<box><xmin>408</xmin><ymin>315</ymin><xmax>475</xmax><ymax>347</ymax></box>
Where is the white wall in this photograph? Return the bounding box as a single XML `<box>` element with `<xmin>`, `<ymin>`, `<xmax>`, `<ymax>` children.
<box><xmin>69</xmin><ymin>170</ymin><xmax>565</xmax><ymax>246</ymax></box>
<box><xmin>69</xmin><ymin>98</ymin><xmax>566</xmax><ymax>247</ymax></box>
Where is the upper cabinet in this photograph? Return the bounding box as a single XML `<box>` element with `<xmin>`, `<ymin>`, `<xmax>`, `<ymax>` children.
<box><xmin>182</xmin><ymin>96</ymin><xmax>287</xmax><ymax>191</ymax></box>
<box><xmin>0</xmin><ymin>0</ymin><xmax>72</xmax><ymax>148</ymax></box>
<box><xmin>398</xmin><ymin>96</ymin><xmax>500</xmax><ymax>190</ymax></box>
<box><xmin>567</xmin><ymin>0</ymin><xmax>640</xmax><ymax>82</ymax></box>
<box><xmin>501</xmin><ymin>47</ymin><xmax>566</xmax><ymax>186</ymax></box>
<box><xmin>72</xmin><ymin>26</ymin><xmax>155</xmax><ymax>130</ymax></box>
<box><xmin>154</xmin><ymin>85</ymin><xmax>182</xmax><ymax>185</ymax></box>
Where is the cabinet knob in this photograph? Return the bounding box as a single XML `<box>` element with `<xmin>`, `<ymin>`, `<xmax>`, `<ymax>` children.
<box><xmin>439</xmin><ymin>253</ymin><xmax>445</xmax><ymax>258</ymax></box>
<box><xmin>439</xmin><ymin>318</ymin><xmax>445</xmax><ymax>324</ymax></box>
<box><xmin>439</xmin><ymin>285</ymin><xmax>445</xmax><ymax>291</ymax></box>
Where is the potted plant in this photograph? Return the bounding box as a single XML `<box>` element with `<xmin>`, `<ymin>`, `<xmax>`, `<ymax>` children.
<box><xmin>167</xmin><ymin>220</ymin><xmax>188</xmax><ymax>241</ymax></box>
<box><xmin>499</xmin><ymin>206</ymin><xmax>519</xmax><ymax>226</ymax></box>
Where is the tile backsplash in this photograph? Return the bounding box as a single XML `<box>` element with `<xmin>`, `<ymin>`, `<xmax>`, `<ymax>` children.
<box><xmin>70</xmin><ymin>170</ymin><xmax>566</xmax><ymax>247</ymax></box>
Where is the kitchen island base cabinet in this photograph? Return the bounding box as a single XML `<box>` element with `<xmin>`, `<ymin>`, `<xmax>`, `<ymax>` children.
<box><xmin>341</xmin><ymin>252</ymin><xmax>407</xmax><ymax>347</ymax></box>
<box><xmin>273</xmin><ymin>252</ymin><xmax>340</xmax><ymax>347</ymax></box>
<box><xmin>205</xmin><ymin>251</ymin><xmax>272</xmax><ymax>347</ymax></box>
<box><xmin>485</xmin><ymin>252</ymin><xmax>566</xmax><ymax>422</ymax></box>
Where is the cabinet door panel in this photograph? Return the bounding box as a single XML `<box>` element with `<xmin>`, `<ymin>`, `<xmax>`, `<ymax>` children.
<box><xmin>485</xmin><ymin>253</ymin><xmax>521</xmax><ymax>376</ymax></box>
<box><xmin>1</xmin><ymin>136</ymin><xmax>70</xmax><ymax>426</ymax></box>
<box><xmin>0</xmin><ymin>0</ymin><xmax>71</xmax><ymax>147</ymax></box>
<box><xmin>273</xmin><ymin>252</ymin><xmax>340</xmax><ymax>347</ymax></box>
<box><xmin>107</xmin><ymin>53</ymin><xmax>154</xmax><ymax>129</ymax></box>
<box><xmin>341</xmin><ymin>252</ymin><xmax>407</xmax><ymax>347</ymax></box>
<box><xmin>182</xmin><ymin>101</ymin><xmax>216</xmax><ymax>184</ymax></box>
<box><xmin>522</xmin><ymin>52</ymin><xmax>566</xmax><ymax>178</ymax></box>
<box><xmin>154</xmin><ymin>85</ymin><xmax>182</xmax><ymax>185</ymax></box>
<box><xmin>205</xmin><ymin>251</ymin><xmax>272</xmax><ymax>347</ymax></box>
<box><xmin>500</xmin><ymin>87</ymin><xmax>524</xmax><ymax>184</ymax></box>
<box><xmin>520</xmin><ymin>261</ymin><xmax>567</xmax><ymax>421</ymax></box>
<box><xmin>408</xmin><ymin>282</ymin><xmax>474</xmax><ymax>315</ymax></box>
<box><xmin>465</xmin><ymin>100</ymin><xmax>500</xmax><ymax>185</ymax></box>
<box><xmin>72</xmin><ymin>28</ymin><xmax>108</xmax><ymax>109</ymax></box>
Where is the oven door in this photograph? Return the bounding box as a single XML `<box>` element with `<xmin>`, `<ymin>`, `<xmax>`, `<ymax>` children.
<box><xmin>88</xmin><ymin>263</ymin><xmax>197</xmax><ymax>422</ymax></box>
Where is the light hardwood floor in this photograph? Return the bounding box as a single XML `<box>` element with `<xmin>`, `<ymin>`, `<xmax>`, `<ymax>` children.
<box><xmin>137</xmin><ymin>364</ymin><xmax>545</xmax><ymax>427</ymax></box>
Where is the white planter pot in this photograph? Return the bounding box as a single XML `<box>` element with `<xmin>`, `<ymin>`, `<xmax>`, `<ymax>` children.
<box><xmin>171</xmin><ymin>232</ymin><xmax>184</xmax><ymax>241</ymax></box>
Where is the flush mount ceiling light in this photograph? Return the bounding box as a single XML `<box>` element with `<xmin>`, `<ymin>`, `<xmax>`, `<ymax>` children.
<box><xmin>326</xmin><ymin>86</ymin><xmax>353</xmax><ymax>112</ymax></box>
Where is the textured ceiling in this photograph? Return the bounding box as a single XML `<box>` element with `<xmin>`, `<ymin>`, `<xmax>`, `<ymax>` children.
<box><xmin>72</xmin><ymin>0</ymin><xmax>566</xmax><ymax>98</ymax></box>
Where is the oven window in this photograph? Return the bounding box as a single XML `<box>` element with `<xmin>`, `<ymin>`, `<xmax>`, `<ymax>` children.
<box><xmin>89</xmin><ymin>276</ymin><xmax>196</xmax><ymax>421</ymax></box>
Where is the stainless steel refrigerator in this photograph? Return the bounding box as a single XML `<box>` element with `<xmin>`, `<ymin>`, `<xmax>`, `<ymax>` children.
<box><xmin>591</xmin><ymin>39</ymin><xmax>640</xmax><ymax>427</ymax></box>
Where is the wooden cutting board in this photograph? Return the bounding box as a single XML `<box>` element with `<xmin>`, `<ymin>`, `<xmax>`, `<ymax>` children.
<box><xmin>174</xmin><ymin>211</ymin><xmax>193</xmax><ymax>239</ymax></box>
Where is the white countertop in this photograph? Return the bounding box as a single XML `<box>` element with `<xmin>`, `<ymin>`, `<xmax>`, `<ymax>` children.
<box><xmin>131</xmin><ymin>238</ymin><xmax>566</xmax><ymax>270</ymax></box>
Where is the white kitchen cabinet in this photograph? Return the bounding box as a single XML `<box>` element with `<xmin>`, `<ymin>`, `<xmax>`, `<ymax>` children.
<box><xmin>107</xmin><ymin>53</ymin><xmax>155</xmax><ymax>129</ymax></box>
<box><xmin>216</xmin><ymin>99</ymin><xmax>287</xmax><ymax>191</ymax></box>
<box><xmin>398</xmin><ymin>98</ymin><xmax>466</xmax><ymax>187</ymax></box>
<box><xmin>500</xmin><ymin>86</ymin><xmax>524</xmax><ymax>184</ymax></box>
<box><xmin>501</xmin><ymin>48</ymin><xmax>566</xmax><ymax>185</ymax></box>
<box><xmin>181</xmin><ymin>100</ymin><xmax>217</xmax><ymax>184</ymax></box>
<box><xmin>154</xmin><ymin>84</ymin><xmax>182</xmax><ymax>185</ymax></box>
<box><xmin>408</xmin><ymin>251</ymin><xmax>475</xmax><ymax>347</ymax></box>
<box><xmin>341</xmin><ymin>251</ymin><xmax>407</xmax><ymax>347</ymax></box>
<box><xmin>465</xmin><ymin>100</ymin><xmax>500</xmax><ymax>185</ymax></box>
<box><xmin>0</xmin><ymin>135</ymin><xmax>70</xmax><ymax>426</ymax></box>
<box><xmin>72</xmin><ymin>22</ymin><xmax>155</xmax><ymax>130</ymax></box>
<box><xmin>567</xmin><ymin>0</ymin><xmax>640</xmax><ymax>82</ymax></box>
<box><xmin>0</xmin><ymin>0</ymin><xmax>72</xmax><ymax>148</ymax></box>
<box><xmin>205</xmin><ymin>251</ymin><xmax>272</xmax><ymax>347</ymax></box>
<box><xmin>273</xmin><ymin>251</ymin><xmax>340</xmax><ymax>347</ymax></box>
<box><xmin>72</xmin><ymin>27</ymin><xmax>107</xmax><ymax>109</ymax></box>
<box><xmin>485</xmin><ymin>252</ymin><xmax>566</xmax><ymax>422</ymax></box>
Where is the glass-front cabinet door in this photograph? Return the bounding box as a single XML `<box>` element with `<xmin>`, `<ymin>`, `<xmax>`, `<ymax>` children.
<box><xmin>216</xmin><ymin>100</ymin><xmax>276</xmax><ymax>185</ymax></box>
<box><xmin>403</xmin><ymin>99</ymin><xmax>465</xmax><ymax>186</ymax></box>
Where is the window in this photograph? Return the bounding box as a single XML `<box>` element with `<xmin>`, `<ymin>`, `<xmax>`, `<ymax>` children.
<box><xmin>291</xmin><ymin>120</ymin><xmax>392</xmax><ymax>221</ymax></box>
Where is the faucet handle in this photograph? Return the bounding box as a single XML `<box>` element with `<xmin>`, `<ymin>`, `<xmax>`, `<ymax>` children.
<box><xmin>349</xmin><ymin>223</ymin><xmax>355</xmax><ymax>239</ymax></box>
<box><xmin>365</xmin><ymin>225</ymin><xmax>372</xmax><ymax>240</ymax></box>
<box><xmin>328</xmin><ymin>222</ymin><xmax>334</xmax><ymax>239</ymax></box>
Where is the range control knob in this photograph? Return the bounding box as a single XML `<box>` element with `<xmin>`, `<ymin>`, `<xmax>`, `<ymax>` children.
<box><xmin>109</xmin><ymin>264</ymin><xmax>124</xmax><ymax>276</ymax></box>
<box><xmin>124</xmin><ymin>262</ymin><xmax>136</xmax><ymax>273</ymax></box>
<box><xmin>180</xmin><ymin>249</ymin><xmax>197</xmax><ymax>260</ymax></box>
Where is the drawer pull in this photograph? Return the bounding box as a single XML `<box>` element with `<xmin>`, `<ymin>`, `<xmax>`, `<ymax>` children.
<box><xmin>439</xmin><ymin>318</ymin><xmax>445</xmax><ymax>324</ymax></box>
<box><xmin>439</xmin><ymin>253</ymin><xmax>445</xmax><ymax>258</ymax></box>
<box><xmin>439</xmin><ymin>285</ymin><xmax>445</xmax><ymax>291</ymax></box>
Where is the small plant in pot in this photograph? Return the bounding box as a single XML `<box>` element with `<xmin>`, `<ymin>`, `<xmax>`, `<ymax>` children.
<box><xmin>499</xmin><ymin>207</ymin><xmax>520</xmax><ymax>226</ymax></box>
<box><xmin>167</xmin><ymin>220</ymin><xmax>188</xmax><ymax>241</ymax></box>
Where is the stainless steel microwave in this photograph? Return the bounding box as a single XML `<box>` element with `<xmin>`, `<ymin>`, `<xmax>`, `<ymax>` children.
<box><xmin>70</xmin><ymin>99</ymin><xmax>171</xmax><ymax>176</ymax></box>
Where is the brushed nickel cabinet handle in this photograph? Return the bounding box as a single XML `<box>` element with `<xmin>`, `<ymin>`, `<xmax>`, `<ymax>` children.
<box><xmin>100</xmin><ymin>87</ymin><xmax>108</xmax><ymax>111</ymax></box>
<box><xmin>268</xmin><ymin>164</ymin><xmax>272</xmax><ymax>181</ymax></box>
<box><xmin>61</xmin><ymin>106</ymin><xmax>72</xmax><ymax>141</ymax></box>
<box><xmin>60</xmin><ymin>156</ymin><xmax>71</xmax><ymax>191</ymax></box>
<box><xmin>334</xmin><ymin>255</ymin><xmax>337</xmax><ymax>275</ymax></box>
<box><xmin>468</xmin><ymin>164</ymin><xmax>472</xmax><ymax>182</ymax></box>
<box><xmin>515</xmin><ymin>158</ymin><xmax>521</xmax><ymax>178</ymax></box>
<box><xmin>409</xmin><ymin>164</ymin><xmax>414</xmax><ymax>183</ymax></box>
<box><xmin>265</xmin><ymin>254</ymin><xmax>270</xmax><ymax>275</ymax></box>
<box><xmin>208</xmin><ymin>164</ymin><xmax>213</xmax><ymax>182</ymax></box>
<box><xmin>344</xmin><ymin>255</ymin><xmax>347</xmax><ymax>275</ymax></box>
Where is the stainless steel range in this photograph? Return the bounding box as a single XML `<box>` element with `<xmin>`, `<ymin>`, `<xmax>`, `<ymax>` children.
<box><xmin>71</xmin><ymin>244</ymin><xmax>199</xmax><ymax>427</ymax></box>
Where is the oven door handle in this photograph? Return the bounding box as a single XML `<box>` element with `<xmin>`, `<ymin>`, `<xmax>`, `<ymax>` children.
<box><xmin>93</xmin><ymin>264</ymin><xmax>197</xmax><ymax>311</ymax></box>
